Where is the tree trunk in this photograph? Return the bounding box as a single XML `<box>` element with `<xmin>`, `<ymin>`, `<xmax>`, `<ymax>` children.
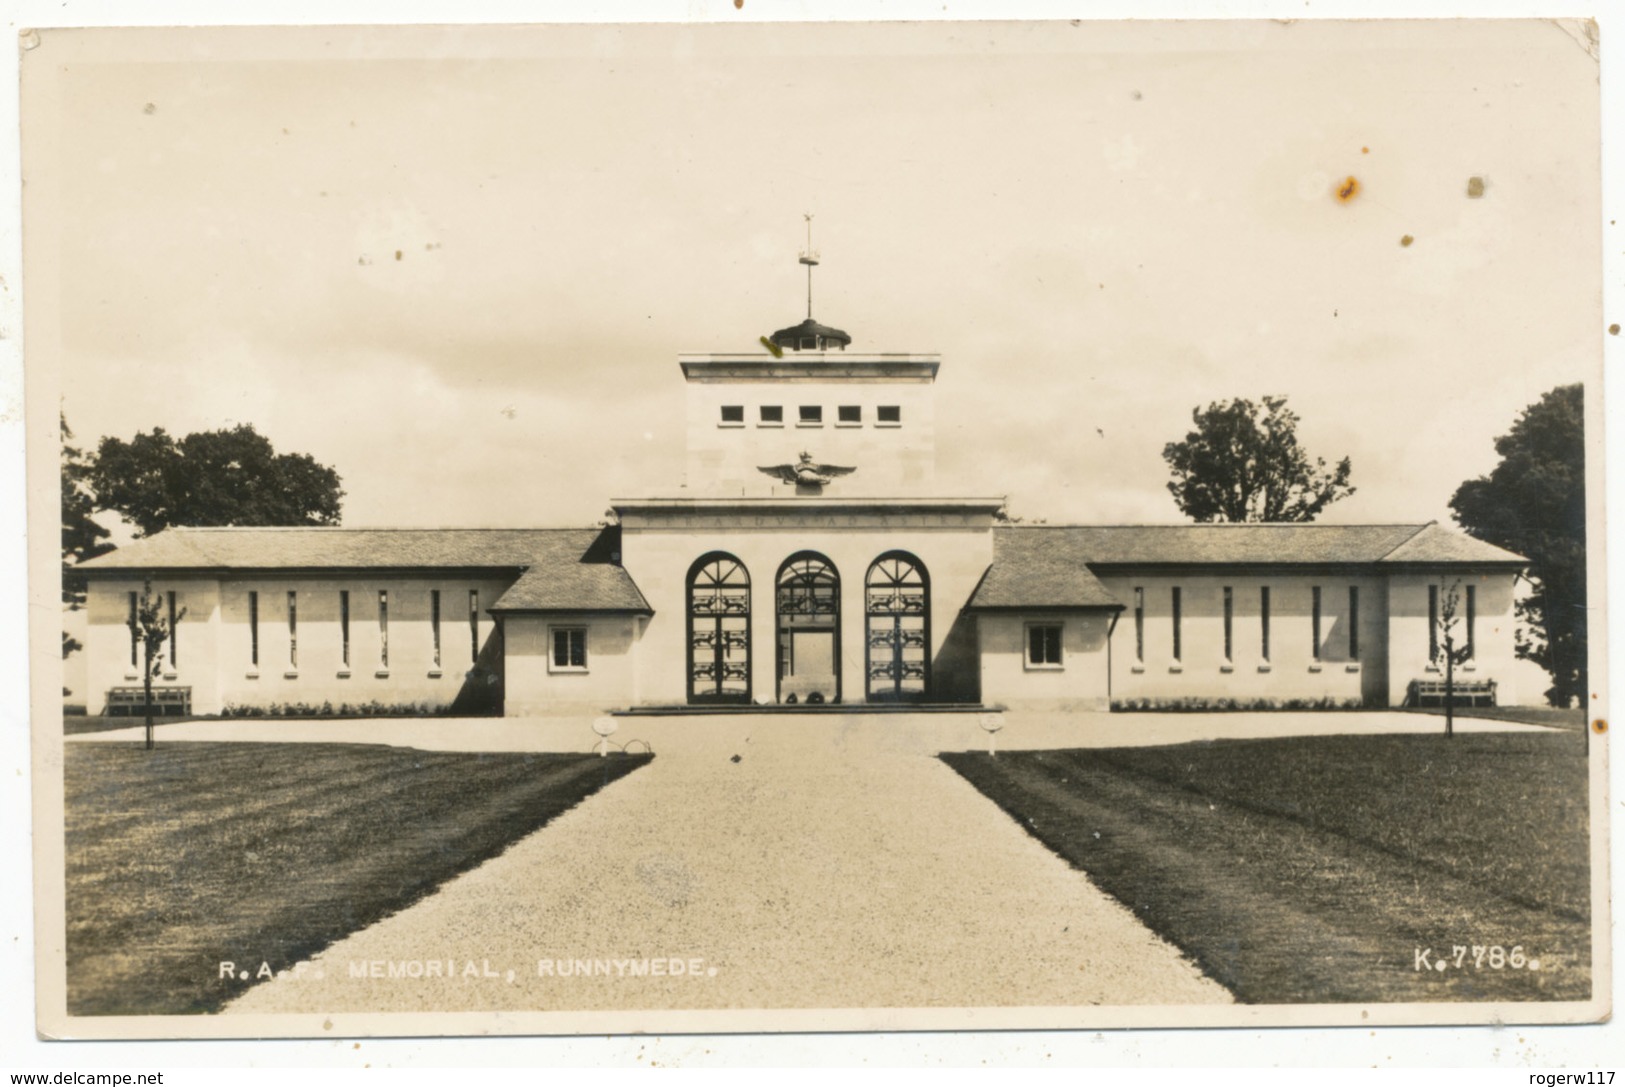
<box><xmin>142</xmin><ymin>648</ymin><xmax>155</xmax><ymax>751</ymax></box>
<box><xmin>1444</xmin><ymin>649</ymin><xmax>1454</xmax><ymax>740</ymax></box>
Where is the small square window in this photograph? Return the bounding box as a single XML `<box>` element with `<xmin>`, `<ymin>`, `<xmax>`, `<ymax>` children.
<box><xmin>759</xmin><ymin>405</ymin><xmax>783</xmax><ymax>425</ymax></box>
<box><xmin>1026</xmin><ymin>623</ymin><xmax>1064</xmax><ymax>669</ymax></box>
<box><xmin>798</xmin><ymin>405</ymin><xmax>823</xmax><ymax>425</ymax></box>
<box><xmin>837</xmin><ymin>405</ymin><xmax>861</xmax><ymax>424</ymax></box>
<box><xmin>719</xmin><ymin>405</ymin><xmax>744</xmax><ymax>425</ymax></box>
<box><xmin>877</xmin><ymin>405</ymin><xmax>902</xmax><ymax>425</ymax></box>
<box><xmin>551</xmin><ymin>627</ymin><xmax>588</xmax><ymax>672</ymax></box>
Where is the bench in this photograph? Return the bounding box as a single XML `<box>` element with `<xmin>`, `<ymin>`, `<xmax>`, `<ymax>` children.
<box><xmin>1407</xmin><ymin>678</ymin><xmax>1496</xmax><ymax>708</ymax></box>
<box><xmin>105</xmin><ymin>685</ymin><xmax>192</xmax><ymax>717</ymax></box>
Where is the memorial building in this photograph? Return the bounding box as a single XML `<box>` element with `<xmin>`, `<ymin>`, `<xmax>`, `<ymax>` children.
<box><xmin>76</xmin><ymin>257</ymin><xmax>1527</xmax><ymax>718</ymax></box>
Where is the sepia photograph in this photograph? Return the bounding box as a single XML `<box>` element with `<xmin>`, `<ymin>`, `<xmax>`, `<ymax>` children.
<box><xmin>18</xmin><ymin>15</ymin><xmax>1611</xmax><ymax>1045</ymax></box>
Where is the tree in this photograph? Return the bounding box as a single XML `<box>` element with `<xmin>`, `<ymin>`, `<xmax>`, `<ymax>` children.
<box><xmin>1450</xmin><ymin>384</ymin><xmax>1586</xmax><ymax>707</ymax></box>
<box><xmin>1431</xmin><ymin>579</ymin><xmax>1475</xmax><ymax>739</ymax></box>
<box><xmin>89</xmin><ymin>423</ymin><xmax>344</xmax><ymax>537</ymax></box>
<box><xmin>1163</xmin><ymin>396</ymin><xmax>1354</xmax><ymax>522</ymax></box>
<box><xmin>128</xmin><ymin>579</ymin><xmax>186</xmax><ymax>750</ymax></box>
<box><xmin>61</xmin><ymin>413</ymin><xmax>115</xmax><ymax>659</ymax></box>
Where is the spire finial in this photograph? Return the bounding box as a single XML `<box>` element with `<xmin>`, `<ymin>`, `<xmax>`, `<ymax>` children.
<box><xmin>798</xmin><ymin>212</ymin><xmax>819</xmax><ymax>320</ymax></box>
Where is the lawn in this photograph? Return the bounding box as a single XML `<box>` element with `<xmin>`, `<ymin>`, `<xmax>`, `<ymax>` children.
<box><xmin>943</xmin><ymin>731</ymin><xmax>1592</xmax><ymax>1004</ymax></box>
<box><xmin>1403</xmin><ymin>705</ymin><xmax>1589</xmax><ymax>731</ymax></box>
<box><xmin>65</xmin><ymin>742</ymin><xmax>651</xmax><ymax>1015</ymax></box>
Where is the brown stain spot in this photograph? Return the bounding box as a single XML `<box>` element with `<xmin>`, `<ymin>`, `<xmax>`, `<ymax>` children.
<box><xmin>1336</xmin><ymin>176</ymin><xmax>1360</xmax><ymax>202</ymax></box>
<box><xmin>1400</xmin><ymin>235</ymin><xmax>1414</xmax><ymax>247</ymax></box>
<box><xmin>1609</xmin><ymin>324</ymin><xmax>1620</xmax><ymax>336</ymax></box>
<box><xmin>1592</xmin><ymin>719</ymin><xmax>1607</xmax><ymax>734</ymax></box>
<box><xmin>394</xmin><ymin>250</ymin><xmax>403</xmax><ymax>261</ymax></box>
<box><xmin>1361</xmin><ymin>146</ymin><xmax>1369</xmax><ymax>154</ymax></box>
<box><xmin>142</xmin><ymin>102</ymin><xmax>156</xmax><ymax>115</ymax></box>
<box><xmin>734</xmin><ymin>0</ymin><xmax>743</xmax><ymax>7</ymax></box>
<box><xmin>1467</xmin><ymin>176</ymin><xmax>1486</xmax><ymax>198</ymax></box>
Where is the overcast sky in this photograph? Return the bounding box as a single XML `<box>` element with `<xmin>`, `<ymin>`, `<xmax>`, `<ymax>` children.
<box><xmin>36</xmin><ymin>19</ymin><xmax>1601</xmax><ymax>531</ymax></box>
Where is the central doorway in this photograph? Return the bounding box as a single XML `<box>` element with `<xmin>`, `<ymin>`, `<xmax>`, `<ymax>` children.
<box><xmin>776</xmin><ymin>552</ymin><xmax>840</xmax><ymax>704</ymax></box>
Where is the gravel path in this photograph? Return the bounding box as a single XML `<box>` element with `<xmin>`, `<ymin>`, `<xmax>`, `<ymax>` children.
<box><xmin>224</xmin><ymin>713</ymin><xmax>1236</xmax><ymax>1014</ymax></box>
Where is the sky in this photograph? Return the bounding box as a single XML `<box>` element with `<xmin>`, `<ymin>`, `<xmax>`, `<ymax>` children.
<box><xmin>33</xmin><ymin>19</ymin><xmax>1602</xmax><ymax>532</ymax></box>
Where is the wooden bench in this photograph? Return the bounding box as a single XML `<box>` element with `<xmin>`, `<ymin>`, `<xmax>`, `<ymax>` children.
<box><xmin>1408</xmin><ymin>678</ymin><xmax>1496</xmax><ymax>708</ymax></box>
<box><xmin>106</xmin><ymin>686</ymin><xmax>192</xmax><ymax>717</ymax></box>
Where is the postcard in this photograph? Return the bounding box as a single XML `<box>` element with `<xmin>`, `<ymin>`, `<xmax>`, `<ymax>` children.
<box><xmin>23</xmin><ymin>17</ymin><xmax>1610</xmax><ymax>1039</ymax></box>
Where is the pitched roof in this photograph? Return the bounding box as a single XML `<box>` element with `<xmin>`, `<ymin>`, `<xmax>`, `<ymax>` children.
<box><xmin>967</xmin><ymin>530</ymin><xmax>1122</xmax><ymax>610</ymax></box>
<box><xmin>1376</xmin><ymin>522</ymin><xmax>1528</xmax><ymax>566</ymax></box>
<box><xmin>998</xmin><ymin>523</ymin><xmax>1524</xmax><ymax>567</ymax></box>
<box><xmin>77</xmin><ymin>527</ymin><xmax>568</xmax><ymax>570</ymax></box>
<box><xmin>76</xmin><ymin>527</ymin><xmax>653</xmax><ymax>614</ymax></box>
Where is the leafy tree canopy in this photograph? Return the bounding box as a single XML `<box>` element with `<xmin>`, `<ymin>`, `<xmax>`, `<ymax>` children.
<box><xmin>1450</xmin><ymin>384</ymin><xmax>1586</xmax><ymax>707</ymax></box>
<box><xmin>1163</xmin><ymin>395</ymin><xmax>1354</xmax><ymax>522</ymax></box>
<box><xmin>89</xmin><ymin>424</ymin><xmax>344</xmax><ymax>538</ymax></box>
<box><xmin>62</xmin><ymin>413</ymin><xmax>115</xmax><ymax>659</ymax></box>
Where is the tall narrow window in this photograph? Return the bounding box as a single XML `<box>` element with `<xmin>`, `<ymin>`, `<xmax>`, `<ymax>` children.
<box><xmin>1171</xmin><ymin>587</ymin><xmax>1182</xmax><ymax>662</ymax></box>
<box><xmin>1133</xmin><ymin>587</ymin><xmax>1145</xmax><ymax>663</ymax></box>
<box><xmin>339</xmin><ymin>590</ymin><xmax>351</xmax><ymax>668</ymax></box>
<box><xmin>248</xmin><ymin>591</ymin><xmax>259</xmax><ymax>668</ymax></box>
<box><xmin>166</xmin><ymin>591</ymin><xmax>178</xmax><ymax>668</ymax></box>
<box><xmin>1260</xmin><ymin>587</ymin><xmax>1271</xmax><ymax>662</ymax></box>
<box><xmin>1311</xmin><ymin>587</ymin><xmax>1323</xmax><ymax>660</ymax></box>
<box><xmin>469</xmin><ymin>590</ymin><xmax>480</xmax><ymax>664</ymax></box>
<box><xmin>430</xmin><ymin>589</ymin><xmax>442</xmax><ymax>668</ymax></box>
<box><xmin>287</xmin><ymin>591</ymin><xmax>298</xmax><ymax>670</ymax></box>
<box><xmin>1428</xmin><ymin>584</ymin><xmax>1440</xmax><ymax>660</ymax></box>
<box><xmin>378</xmin><ymin>590</ymin><xmax>389</xmax><ymax>669</ymax></box>
<box><xmin>1348</xmin><ymin>586</ymin><xmax>1360</xmax><ymax>659</ymax></box>
<box><xmin>1465</xmin><ymin>584</ymin><xmax>1476</xmax><ymax>660</ymax></box>
<box><xmin>127</xmin><ymin>591</ymin><xmax>138</xmax><ymax>668</ymax></box>
<box><xmin>1222</xmin><ymin>586</ymin><xmax>1234</xmax><ymax>663</ymax></box>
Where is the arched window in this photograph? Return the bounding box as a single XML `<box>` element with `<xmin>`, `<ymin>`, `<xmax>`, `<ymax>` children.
<box><xmin>865</xmin><ymin>551</ymin><xmax>930</xmax><ymax>702</ymax></box>
<box><xmin>776</xmin><ymin>552</ymin><xmax>840</xmax><ymax>704</ymax></box>
<box><xmin>687</xmin><ymin>553</ymin><xmax>752</xmax><ymax>704</ymax></box>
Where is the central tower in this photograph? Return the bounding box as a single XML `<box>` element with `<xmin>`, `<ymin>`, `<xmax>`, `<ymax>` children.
<box><xmin>679</xmin><ymin>230</ymin><xmax>940</xmax><ymax>497</ymax></box>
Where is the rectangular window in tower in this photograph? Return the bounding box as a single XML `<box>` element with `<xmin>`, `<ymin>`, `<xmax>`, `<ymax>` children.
<box><xmin>470</xmin><ymin>590</ymin><xmax>480</xmax><ymax>664</ymax></box>
<box><xmin>431</xmin><ymin>589</ymin><xmax>442</xmax><ymax>669</ymax></box>
<box><xmin>1260</xmin><ymin>586</ymin><xmax>1271</xmax><ymax>663</ymax></box>
<box><xmin>1222</xmin><ymin>586</ymin><xmax>1233</xmax><ymax>663</ymax></box>
<box><xmin>1132</xmin><ymin>587</ymin><xmax>1145</xmax><ymax>663</ymax></box>
<box><xmin>1311</xmin><ymin>586</ymin><xmax>1323</xmax><ymax>661</ymax></box>
<box><xmin>759</xmin><ymin>405</ymin><xmax>783</xmax><ymax>426</ymax></box>
<box><xmin>339</xmin><ymin>590</ymin><xmax>350</xmax><ymax>670</ymax></box>
<box><xmin>1466</xmin><ymin>584</ymin><xmax>1476</xmax><ymax>661</ymax></box>
<box><xmin>287</xmin><ymin>591</ymin><xmax>298</xmax><ymax>671</ymax></box>
<box><xmin>378</xmin><ymin>590</ymin><xmax>389</xmax><ymax>671</ymax></box>
<box><xmin>166</xmin><ymin>591</ymin><xmax>178</xmax><ymax>670</ymax></box>
<box><xmin>719</xmin><ymin>405</ymin><xmax>744</xmax><ymax>425</ymax></box>
<box><xmin>798</xmin><ymin>405</ymin><xmax>823</xmax><ymax>426</ymax></box>
<box><xmin>1429</xmin><ymin>584</ymin><xmax>1440</xmax><ymax>661</ymax></box>
<box><xmin>876</xmin><ymin>405</ymin><xmax>901</xmax><ymax>426</ymax></box>
<box><xmin>837</xmin><ymin>405</ymin><xmax>861</xmax><ymax>425</ymax></box>
<box><xmin>1171</xmin><ymin>587</ymin><xmax>1182</xmax><ymax>663</ymax></box>
<box><xmin>1349</xmin><ymin>586</ymin><xmax>1360</xmax><ymax>660</ymax></box>
<box><xmin>248</xmin><ymin>591</ymin><xmax>259</xmax><ymax>669</ymax></box>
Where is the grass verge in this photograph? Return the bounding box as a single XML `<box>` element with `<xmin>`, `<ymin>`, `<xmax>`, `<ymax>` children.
<box><xmin>1402</xmin><ymin>705</ymin><xmax>1588</xmax><ymax>731</ymax></box>
<box><xmin>943</xmin><ymin>732</ymin><xmax>1591</xmax><ymax>1004</ymax></box>
<box><xmin>65</xmin><ymin>742</ymin><xmax>650</xmax><ymax>1015</ymax></box>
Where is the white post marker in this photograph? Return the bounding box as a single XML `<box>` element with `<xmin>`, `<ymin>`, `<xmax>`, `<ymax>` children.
<box><xmin>980</xmin><ymin>712</ymin><xmax>1005</xmax><ymax>758</ymax></box>
<box><xmin>592</xmin><ymin>715</ymin><xmax>618</xmax><ymax>757</ymax></box>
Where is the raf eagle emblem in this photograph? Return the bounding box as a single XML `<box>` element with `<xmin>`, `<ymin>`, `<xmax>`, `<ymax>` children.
<box><xmin>759</xmin><ymin>451</ymin><xmax>856</xmax><ymax>491</ymax></box>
